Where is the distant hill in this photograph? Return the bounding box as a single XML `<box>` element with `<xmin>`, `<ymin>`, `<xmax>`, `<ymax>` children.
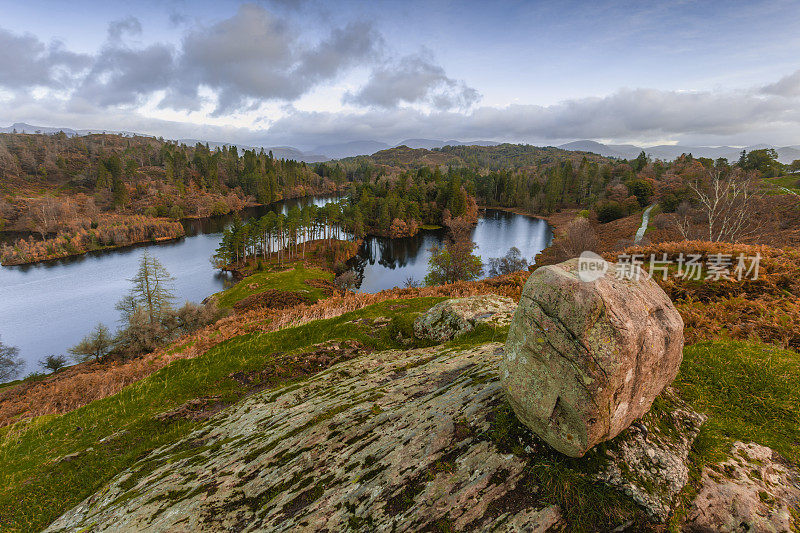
<box><xmin>4</xmin><ymin>123</ymin><xmax>797</xmax><ymax>165</ymax></box>
<box><xmin>176</xmin><ymin>139</ymin><xmax>328</xmax><ymax>163</ymax></box>
<box><xmin>394</xmin><ymin>139</ymin><xmax>501</xmax><ymax>150</ymax></box>
<box><xmin>310</xmin><ymin>140</ymin><xmax>391</xmax><ymax>159</ymax></box>
<box><xmin>0</xmin><ymin>123</ymin><xmax>330</xmax><ymax>163</ymax></box>
<box><xmin>310</xmin><ymin>139</ymin><xmax>502</xmax><ymax>158</ymax></box>
<box><xmin>558</xmin><ymin>140</ymin><xmax>800</xmax><ymax>164</ymax></box>
<box><xmin>0</xmin><ymin>122</ymin><xmax>143</xmax><ymax>138</ymax></box>
<box><xmin>342</xmin><ymin>143</ymin><xmax>614</xmax><ymax>170</ymax></box>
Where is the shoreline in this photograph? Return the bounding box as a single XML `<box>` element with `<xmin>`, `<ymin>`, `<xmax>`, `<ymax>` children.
<box><xmin>479</xmin><ymin>204</ymin><xmax>574</xmax><ymax>227</ymax></box>
<box><xmin>0</xmin><ymin>234</ymin><xmax>186</xmax><ymax>267</ymax></box>
<box><xmin>0</xmin><ymin>188</ymin><xmax>348</xmax><ymax>267</ymax></box>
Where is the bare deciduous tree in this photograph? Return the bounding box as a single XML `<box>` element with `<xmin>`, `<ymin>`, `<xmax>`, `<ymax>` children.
<box><xmin>403</xmin><ymin>276</ymin><xmax>421</xmax><ymax>288</ymax></box>
<box><xmin>30</xmin><ymin>196</ymin><xmax>63</xmax><ymax>239</ymax></box>
<box><xmin>39</xmin><ymin>354</ymin><xmax>68</xmax><ymax>373</ymax></box>
<box><xmin>0</xmin><ymin>336</ymin><xmax>24</xmax><ymax>383</ymax></box>
<box><xmin>488</xmin><ymin>246</ymin><xmax>529</xmax><ymax>277</ymax></box>
<box><xmin>556</xmin><ymin>217</ymin><xmax>599</xmax><ymax>260</ymax></box>
<box><xmin>333</xmin><ymin>270</ymin><xmax>359</xmax><ymax>291</ymax></box>
<box><xmin>128</xmin><ymin>252</ymin><xmax>176</xmax><ymax>324</ymax></box>
<box><xmin>685</xmin><ymin>168</ymin><xmax>762</xmax><ymax>242</ymax></box>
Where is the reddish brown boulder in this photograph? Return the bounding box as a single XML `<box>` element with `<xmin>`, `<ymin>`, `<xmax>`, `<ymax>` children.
<box><xmin>501</xmin><ymin>257</ymin><xmax>684</xmax><ymax>457</ymax></box>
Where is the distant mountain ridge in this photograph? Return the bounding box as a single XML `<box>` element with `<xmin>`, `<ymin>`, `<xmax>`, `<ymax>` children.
<box><xmin>0</xmin><ymin>122</ymin><xmax>142</xmax><ymax>138</ymax></box>
<box><xmin>2</xmin><ymin>123</ymin><xmax>797</xmax><ymax>164</ymax></box>
<box><xmin>0</xmin><ymin>123</ymin><xmax>330</xmax><ymax>163</ymax></box>
<box><xmin>309</xmin><ymin>139</ymin><xmax>502</xmax><ymax>159</ymax></box>
<box><xmin>557</xmin><ymin>140</ymin><xmax>800</xmax><ymax>164</ymax></box>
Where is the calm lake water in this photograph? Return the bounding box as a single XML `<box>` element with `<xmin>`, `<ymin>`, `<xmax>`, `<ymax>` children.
<box><xmin>0</xmin><ymin>198</ymin><xmax>551</xmax><ymax>374</ymax></box>
<box><xmin>352</xmin><ymin>209</ymin><xmax>552</xmax><ymax>292</ymax></box>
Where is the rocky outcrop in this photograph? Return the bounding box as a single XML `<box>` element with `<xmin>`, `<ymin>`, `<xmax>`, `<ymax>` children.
<box><xmin>595</xmin><ymin>390</ymin><xmax>706</xmax><ymax>520</ymax></box>
<box><xmin>44</xmin><ymin>343</ymin><xmax>562</xmax><ymax>532</ymax></box>
<box><xmin>413</xmin><ymin>294</ymin><xmax>516</xmax><ymax>342</ymax></box>
<box><xmin>44</xmin><ymin>339</ymin><xmax>703</xmax><ymax>532</ymax></box>
<box><xmin>501</xmin><ymin>257</ymin><xmax>684</xmax><ymax>457</ymax></box>
<box><xmin>683</xmin><ymin>441</ymin><xmax>800</xmax><ymax>532</ymax></box>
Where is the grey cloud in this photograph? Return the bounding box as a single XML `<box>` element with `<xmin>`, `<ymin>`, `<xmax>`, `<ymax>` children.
<box><xmin>761</xmin><ymin>69</ymin><xmax>800</xmax><ymax>97</ymax></box>
<box><xmin>107</xmin><ymin>17</ymin><xmax>143</xmax><ymax>41</ymax></box>
<box><xmin>165</xmin><ymin>4</ymin><xmax>381</xmax><ymax>114</ymax></box>
<box><xmin>266</xmin><ymin>85</ymin><xmax>800</xmax><ymax>147</ymax></box>
<box><xmin>77</xmin><ymin>42</ymin><xmax>175</xmax><ymax>107</ymax></box>
<box><xmin>0</xmin><ymin>29</ymin><xmax>90</xmax><ymax>89</ymax></box>
<box><xmin>0</xmin><ymin>6</ymin><xmax>469</xmax><ymax>116</ymax></box>
<box><xmin>345</xmin><ymin>53</ymin><xmax>480</xmax><ymax>110</ymax></box>
<box><xmin>296</xmin><ymin>22</ymin><xmax>382</xmax><ymax>81</ymax></box>
<box><xmin>6</xmin><ymin>79</ymin><xmax>800</xmax><ymax>150</ymax></box>
<box><xmin>168</xmin><ymin>10</ymin><xmax>189</xmax><ymax>27</ymax></box>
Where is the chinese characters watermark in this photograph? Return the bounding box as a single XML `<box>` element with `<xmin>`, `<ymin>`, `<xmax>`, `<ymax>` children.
<box><xmin>612</xmin><ymin>252</ymin><xmax>761</xmax><ymax>282</ymax></box>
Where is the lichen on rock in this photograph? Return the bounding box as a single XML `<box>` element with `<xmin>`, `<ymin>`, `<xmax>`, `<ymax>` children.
<box><xmin>683</xmin><ymin>441</ymin><xmax>800</xmax><ymax>532</ymax></box>
<box><xmin>43</xmin><ymin>343</ymin><xmax>563</xmax><ymax>532</ymax></box>
<box><xmin>594</xmin><ymin>390</ymin><xmax>707</xmax><ymax>521</ymax></box>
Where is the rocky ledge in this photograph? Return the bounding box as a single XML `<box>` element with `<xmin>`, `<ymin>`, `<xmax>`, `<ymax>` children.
<box><xmin>46</xmin><ymin>340</ymin><xmax>718</xmax><ymax>532</ymax></box>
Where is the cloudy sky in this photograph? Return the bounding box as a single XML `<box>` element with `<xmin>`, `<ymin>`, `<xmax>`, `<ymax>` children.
<box><xmin>1</xmin><ymin>0</ymin><xmax>799</xmax><ymax>149</ymax></box>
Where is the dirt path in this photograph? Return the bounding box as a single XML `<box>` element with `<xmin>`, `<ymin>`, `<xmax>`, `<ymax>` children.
<box><xmin>634</xmin><ymin>205</ymin><xmax>655</xmax><ymax>244</ymax></box>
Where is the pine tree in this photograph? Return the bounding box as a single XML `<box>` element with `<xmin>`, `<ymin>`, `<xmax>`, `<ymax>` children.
<box><xmin>127</xmin><ymin>252</ymin><xmax>175</xmax><ymax>324</ymax></box>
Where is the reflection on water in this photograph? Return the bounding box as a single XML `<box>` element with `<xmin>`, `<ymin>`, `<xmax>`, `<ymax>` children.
<box><xmin>0</xmin><ymin>195</ymin><xmax>340</xmax><ymax>373</ymax></box>
<box><xmin>0</xmin><ymin>202</ymin><xmax>551</xmax><ymax>374</ymax></box>
<box><xmin>351</xmin><ymin>209</ymin><xmax>553</xmax><ymax>293</ymax></box>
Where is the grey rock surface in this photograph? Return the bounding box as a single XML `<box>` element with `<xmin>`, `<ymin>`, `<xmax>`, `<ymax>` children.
<box><xmin>595</xmin><ymin>390</ymin><xmax>707</xmax><ymax>520</ymax></box>
<box><xmin>413</xmin><ymin>294</ymin><xmax>517</xmax><ymax>342</ymax></box>
<box><xmin>683</xmin><ymin>441</ymin><xmax>800</xmax><ymax>532</ymax></box>
<box><xmin>44</xmin><ymin>343</ymin><xmax>563</xmax><ymax>533</ymax></box>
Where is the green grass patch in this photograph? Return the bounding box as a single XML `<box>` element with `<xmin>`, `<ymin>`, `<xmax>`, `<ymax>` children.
<box><xmin>674</xmin><ymin>340</ymin><xmax>800</xmax><ymax>464</ymax></box>
<box><xmin>419</xmin><ymin>224</ymin><xmax>442</xmax><ymax>230</ymax></box>
<box><xmin>214</xmin><ymin>265</ymin><xmax>333</xmax><ymax>308</ymax></box>
<box><xmin>763</xmin><ymin>174</ymin><xmax>800</xmax><ymax>194</ymax></box>
<box><xmin>0</xmin><ymin>295</ymin><xmax>456</xmax><ymax>532</ymax></box>
<box><xmin>485</xmin><ymin>402</ymin><xmax>643</xmax><ymax>531</ymax></box>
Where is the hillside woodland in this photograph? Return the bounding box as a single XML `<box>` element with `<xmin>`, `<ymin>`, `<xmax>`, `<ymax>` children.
<box><xmin>0</xmin><ymin>133</ymin><xmax>339</xmax><ymax>264</ymax></box>
<box><xmin>2</xmin><ymin>133</ymin><xmax>795</xmax><ymax>265</ymax></box>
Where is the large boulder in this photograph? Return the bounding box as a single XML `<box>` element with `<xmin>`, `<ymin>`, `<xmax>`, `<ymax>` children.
<box><xmin>501</xmin><ymin>257</ymin><xmax>684</xmax><ymax>457</ymax></box>
<box><xmin>413</xmin><ymin>294</ymin><xmax>516</xmax><ymax>342</ymax></box>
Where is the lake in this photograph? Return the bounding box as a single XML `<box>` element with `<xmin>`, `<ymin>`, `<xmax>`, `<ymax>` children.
<box><xmin>351</xmin><ymin>209</ymin><xmax>553</xmax><ymax>292</ymax></box>
<box><xmin>0</xmin><ymin>197</ymin><xmax>551</xmax><ymax>374</ymax></box>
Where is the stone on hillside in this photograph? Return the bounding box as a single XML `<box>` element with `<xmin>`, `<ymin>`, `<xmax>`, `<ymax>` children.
<box><xmin>44</xmin><ymin>344</ymin><xmax>566</xmax><ymax>532</ymax></box>
<box><xmin>413</xmin><ymin>294</ymin><xmax>517</xmax><ymax>342</ymax></box>
<box><xmin>683</xmin><ymin>442</ymin><xmax>800</xmax><ymax>532</ymax></box>
<box><xmin>595</xmin><ymin>390</ymin><xmax>706</xmax><ymax>520</ymax></box>
<box><xmin>44</xmin><ymin>340</ymin><xmax>711</xmax><ymax>531</ymax></box>
<box><xmin>501</xmin><ymin>257</ymin><xmax>684</xmax><ymax>457</ymax></box>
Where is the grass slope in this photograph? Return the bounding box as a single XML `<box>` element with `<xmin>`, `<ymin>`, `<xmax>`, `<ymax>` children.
<box><xmin>0</xmin><ymin>296</ymin><xmax>465</xmax><ymax>531</ymax></box>
<box><xmin>0</xmin><ymin>293</ymin><xmax>797</xmax><ymax>531</ymax></box>
<box><xmin>214</xmin><ymin>265</ymin><xmax>333</xmax><ymax>309</ymax></box>
<box><xmin>676</xmin><ymin>340</ymin><xmax>800</xmax><ymax>464</ymax></box>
